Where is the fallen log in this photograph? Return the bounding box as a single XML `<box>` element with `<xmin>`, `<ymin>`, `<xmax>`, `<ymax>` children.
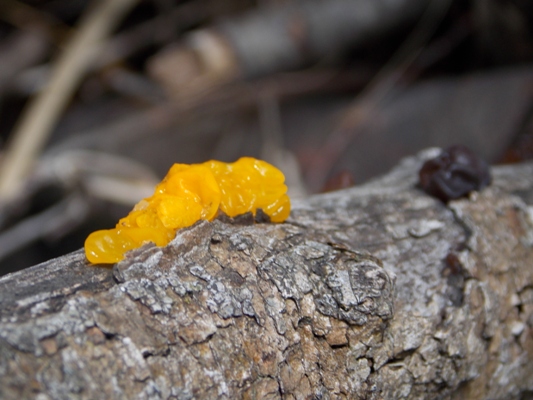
<box><xmin>1</xmin><ymin>148</ymin><xmax>532</xmax><ymax>399</ymax></box>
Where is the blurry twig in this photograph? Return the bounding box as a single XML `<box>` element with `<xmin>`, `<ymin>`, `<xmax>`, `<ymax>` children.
<box><xmin>149</xmin><ymin>0</ymin><xmax>431</xmax><ymax>87</ymax></box>
<box><xmin>305</xmin><ymin>0</ymin><xmax>454</xmax><ymax>190</ymax></box>
<box><xmin>0</xmin><ymin>193</ymin><xmax>89</xmax><ymax>262</ymax></box>
<box><xmin>258</xmin><ymin>93</ymin><xmax>308</xmax><ymax>198</ymax></box>
<box><xmin>102</xmin><ymin>69</ymin><xmax>166</xmax><ymax>105</ymax></box>
<box><xmin>0</xmin><ymin>0</ymin><xmax>70</xmax><ymax>42</ymax></box>
<box><xmin>411</xmin><ymin>15</ymin><xmax>471</xmax><ymax>73</ymax></box>
<box><xmin>47</xmin><ymin>68</ymin><xmax>370</xmax><ymax>155</ymax></box>
<box><xmin>0</xmin><ymin>31</ymin><xmax>49</xmax><ymax>93</ymax></box>
<box><xmin>1</xmin><ymin>0</ymin><xmax>243</xmax><ymax>100</ymax></box>
<box><xmin>0</xmin><ymin>0</ymin><xmax>139</xmax><ymax>202</ymax></box>
<box><xmin>97</xmin><ymin>0</ymin><xmax>237</xmax><ymax>69</ymax></box>
<box><xmin>40</xmin><ymin>150</ymin><xmax>159</xmax><ymax>206</ymax></box>
<box><xmin>0</xmin><ymin>150</ymin><xmax>158</xmax><ymax>256</ymax></box>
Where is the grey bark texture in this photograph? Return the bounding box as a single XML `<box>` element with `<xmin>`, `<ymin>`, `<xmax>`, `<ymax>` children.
<box><xmin>1</xmin><ymin>148</ymin><xmax>533</xmax><ymax>399</ymax></box>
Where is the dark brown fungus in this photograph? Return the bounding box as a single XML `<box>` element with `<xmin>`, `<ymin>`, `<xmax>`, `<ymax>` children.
<box><xmin>419</xmin><ymin>145</ymin><xmax>491</xmax><ymax>202</ymax></box>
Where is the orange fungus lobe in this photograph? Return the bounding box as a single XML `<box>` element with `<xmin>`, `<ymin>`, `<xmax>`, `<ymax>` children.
<box><xmin>84</xmin><ymin>157</ymin><xmax>290</xmax><ymax>264</ymax></box>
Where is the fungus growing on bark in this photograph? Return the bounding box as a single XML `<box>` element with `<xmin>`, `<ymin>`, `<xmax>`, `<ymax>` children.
<box><xmin>419</xmin><ymin>145</ymin><xmax>491</xmax><ymax>202</ymax></box>
<box><xmin>85</xmin><ymin>157</ymin><xmax>290</xmax><ymax>264</ymax></box>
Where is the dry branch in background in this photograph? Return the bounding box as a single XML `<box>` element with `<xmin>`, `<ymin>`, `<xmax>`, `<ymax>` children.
<box><xmin>0</xmin><ymin>0</ymin><xmax>139</xmax><ymax>202</ymax></box>
<box><xmin>148</xmin><ymin>0</ymin><xmax>436</xmax><ymax>96</ymax></box>
<box><xmin>0</xmin><ymin>150</ymin><xmax>532</xmax><ymax>399</ymax></box>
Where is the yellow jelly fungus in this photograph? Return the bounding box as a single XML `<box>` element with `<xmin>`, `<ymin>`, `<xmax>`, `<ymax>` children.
<box><xmin>84</xmin><ymin>157</ymin><xmax>291</xmax><ymax>264</ymax></box>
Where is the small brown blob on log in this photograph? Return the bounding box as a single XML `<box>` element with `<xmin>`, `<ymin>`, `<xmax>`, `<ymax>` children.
<box><xmin>419</xmin><ymin>145</ymin><xmax>491</xmax><ymax>202</ymax></box>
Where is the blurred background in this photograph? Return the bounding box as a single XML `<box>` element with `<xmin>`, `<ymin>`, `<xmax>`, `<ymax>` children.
<box><xmin>0</xmin><ymin>0</ymin><xmax>532</xmax><ymax>275</ymax></box>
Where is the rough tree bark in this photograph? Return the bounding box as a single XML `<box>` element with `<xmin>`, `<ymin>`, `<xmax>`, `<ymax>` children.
<box><xmin>1</xmin><ymin>148</ymin><xmax>533</xmax><ymax>399</ymax></box>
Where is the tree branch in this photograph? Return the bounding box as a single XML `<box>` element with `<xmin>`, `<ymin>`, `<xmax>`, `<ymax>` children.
<box><xmin>1</xmin><ymin>149</ymin><xmax>532</xmax><ymax>399</ymax></box>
